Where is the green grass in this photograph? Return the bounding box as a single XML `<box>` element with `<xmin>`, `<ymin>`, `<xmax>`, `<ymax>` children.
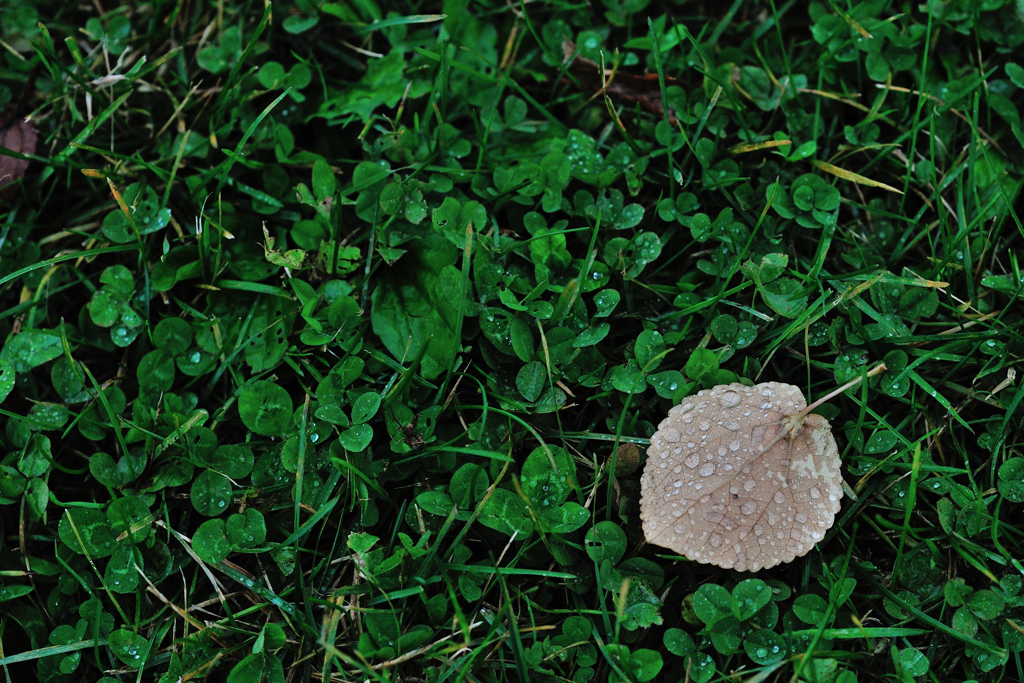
<box><xmin>0</xmin><ymin>0</ymin><xmax>1023</xmax><ymax>682</ymax></box>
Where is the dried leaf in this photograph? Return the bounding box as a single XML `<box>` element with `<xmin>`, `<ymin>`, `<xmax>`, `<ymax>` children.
<box><xmin>0</xmin><ymin>115</ymin><xmax>37</xmax><ymax>191</ymax></box>
<box><xmin>562</xmin><ymin>41</ymin><xmax>684</xmax><ymax>124</ymax></box>
<box><xmin>640</xmin><ymin>382</ymin><xmax>843</xmax><ymax>572</ymax></box>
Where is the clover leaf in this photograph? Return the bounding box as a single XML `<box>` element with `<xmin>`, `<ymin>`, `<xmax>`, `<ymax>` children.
<box><xmin>89</xmin><ymin>266</ymin><xmax>145</xmax><ymax>346</ymax></box>
<box><xmin>102</xmin><ymin>183</ymin><xmax>172</xmax><ymax>242</ymax></box>
<box><xmin>196</xmin><ymin>25</ymin><xmax>242</xmax><ymax>74</ymax></box>
<box><xmin>238</xmin><ymin>380</ymin><xmax>293</xmax><ymax>437</ymax></box>
<box><xmin>770</xmin><ymin>174</ymin><xmax>840</xmax><ymax>228</ymax></box>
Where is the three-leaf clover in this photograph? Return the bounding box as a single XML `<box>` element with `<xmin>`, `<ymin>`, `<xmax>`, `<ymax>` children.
<box><xmin>89</xmin><ymin>265</ymin><xmax>145</xmax><ymax>346</ymax></box>
<box><xmin>770</xmin><ymin>174</ymin><xmax>841</xmax><ymax>229</ymax></box>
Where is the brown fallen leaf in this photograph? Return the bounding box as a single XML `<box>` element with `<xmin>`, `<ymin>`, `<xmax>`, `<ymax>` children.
<box><xmin>562</xmin><ymin>40</ymin><xmax>685</xmax><ymax>124</ymax></box>
<box><xmin>640</xmin><ymin>382</ymin><xmax>843</xmax><ymax>572</ymax></box>
<box><xmin>0</xmin><ymin>113</ymin><xmax>37</xmax><ymax>191</ymax></box>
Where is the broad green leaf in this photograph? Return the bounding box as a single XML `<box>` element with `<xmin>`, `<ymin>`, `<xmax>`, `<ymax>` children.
<box><xmin>58</xmin><ymin>508</ymin><xmax>118</xmax><ymax>558</ymax></box>
<box><xmin>137</xmin><ymin>350</ymin><xmax>175</xmax><ymax>393</ymax></box>
<box><xmin>625</xmin><ymin>648</ymin><xmax>663</xmax><ymax>682</ymax></box>
<box><xmin>227</xmin><ymin>509</ymin><xmax>267</xmax><ymax>549</ymax></box>
<box><xmin>521</xmin><ymin>446</ymin><xmax>575</xmax><ymax>511</ymax></box>
<box><xmin>153</xmin><ymin>318</ymin><xmax>193</xmax><ymax>355</ymax></box>
<box><xmin>238</xmin><ymin>381</ymin><xmax>294</xmax><ymax>437</ymax></box>
<box><xmin>0</xmin><ymin>584</ymin><xmax>33</xmax><ymax>602</ymax></box>
<box><xmin>450</xmin><ymin>463</ymin><xmax>489</xmax><ymax>507</ymax></box>
<box><xmin>104</xmin><ymin>545</ymin><xmax>142</xmax><ymax>593</ymax></box>
<box><xmin>370</xmin><ymin>234</ymin><xmax>459</xmax><ymax>379</ymax></box>
<box><xmin>0</xmin><ymin>329</ymin><xmax>63</xmax><ymax>373</ymax></box>
<box><xmin>18</xmin><ymin>435</ymin><xmax>51</xmax><ymax>478</ymax></box>
<box><xmin>416</xmin><ymin>490</ymin><xmax>455</xmax><ymax>516</ymax></box>
<box><xmin>732</xmin><ymin>579</ymin><xmax>772</xmax><ymax>621</ymax></box>
<box><xmin>0</xmin><ymin>359</ymin><xmax>14</xmax><ymax>403</ymax></box>
<box><xmin>193</xmin><ymin>519</ymin><xmax>231</xmax><ymax>564</ymax></box>
<box><xmin>664</xmin><ymin>628</ymin><xmax>696</xmax><ymax>656</ymax></box>
<box><xmin>574</xmin><ymin>323</ymin><xmax>610</xmax><ymax>348</ymax></box>
<box><xmin>792</xmin><ymin>593</ymin><xmax>829</xmax><ymax>624</ymax></box>
<box><xmin>479</xmin><ymin>488</ymin><xmax>533</xmax><ymax>537</ymax></box>
<box><xmin>351</xmin><ymin>392</ymin><xmax>382</xmax><ymax>424</ymax></box>
<box><xmin>593</xmin><ymin>289</ymin><xmax>620</xmax><ymax>317</ymax></box>
<box><xmin>108</xmin><ymin>629</ymin><xmax>149</xmax><ymax>667</ymax></box>
<box><xmin>226</xmin><ymin>653</ymin><xmax>264</xmax><ymax>683</ymax></box>
<box><xmin>584</xmin><ymin>521</ymin><xmax>626</xmax><ymax>564</ymax></box>
<box><xmin>348</xmin><ymin>532</ymin><xmax>379</xmax><ymax>554</ymax></box>
<box><xmin>106</xmin><ymin>495</ymin><xmax>152</xmax><ymax>542</ymax></box>
<box><xmin>997</xmin><ymin>458</ymin><xmax>1024</xmax><ymax>503</ymax></box>
<box><xmin>339</xmin><ymin>424</ymin><xmax>373</xmax><ymax>451</ymax></box>
<box><xmin>692</xmin><ymin>584</ymin><xmax>732</xmax><ymax>625</ymax></box>
<box><xmin>191</xmin><ymin>470</ymin><xmax>232</xmax><ymax>516</ymax></box>
<box><xmin>312</xmin><ymin>158</ymin><xmax>336</xmax><ymax>200</ymax></box>
<box><xmin>516</xmin><ymin>360</ymin><xmax>546</xmax><ymax>402</ymax></box>
<box><xmin>684</xmin><ymin>348</ymin><xmax>718</xmax><ymax>381</ymax></box>
<box><xmin>212</xmin><ymin>444</ymin><xmax>255</xmax><ymax>478</ymax></box>
<box><xmin>898</xmin><ymin>647</ymin><xmax>929</xmax><ymax>676</ymax></box>
<box><xmin>648</xmin><ymin>370</ymin><xmax>687</xmax><ymax>399</ymax></box>
<box><xmin>760</xmin><ymin>277</ymin><xmax>808</xmax><ymax>318</ymax></box>
<box><xmin>542</xmin><ymin>501</ymin><xmax>589</xmax><ymax>533</ymax></box>
<box><xmin>744</xmin><ymin>628</ymin><xmax>785</xmax><ymax>664</ymax></box>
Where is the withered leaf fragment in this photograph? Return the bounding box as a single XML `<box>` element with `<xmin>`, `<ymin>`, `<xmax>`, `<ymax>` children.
<box><xmin>0</xmin><ymin>114</ymin><xmax>37</xmax><ymax>191</ymax></box>
<box><xmin>562</xmin><ymin>41</ymin><xmax>685</xmax><ymax>124</ymax></box>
